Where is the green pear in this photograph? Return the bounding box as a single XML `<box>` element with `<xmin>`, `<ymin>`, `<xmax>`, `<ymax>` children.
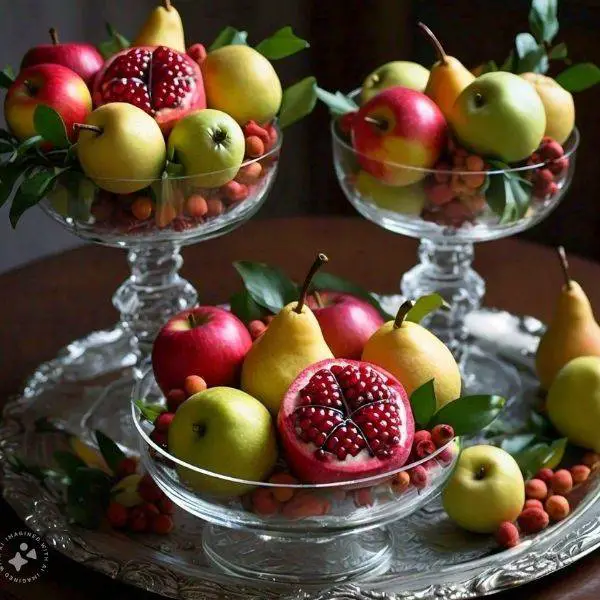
<box><xmin>449</xmin><ymin>72</ymin><xmax>546</xmax><ymax>163</ymax></box>
<box><xmin>536</xmin><ymin>247</ymin><xmax>600</xmax><ymax>390</ymax></box>
<box><xmin>547</xmin><ymin>356</ymin><xmax>600</xmax><ymax>452</ymax></box>
<box><xmin>361</xmin><ymin>61</ymin><xmax>430</xmax><ymax>103</ymax></box>
<box><xmin>168</xmin><ymin>387</ymin><xmax>278</xmax><ymax>496</ymax></box>
<box><xmin>241</xmin><ymin>254</ymin><xmax>333</xmax><ymax>414</ymax></box>
<box><xmin>133</xmin><ymin>0</ymin><xmax>185</xmax><ymax>53</ymax></box>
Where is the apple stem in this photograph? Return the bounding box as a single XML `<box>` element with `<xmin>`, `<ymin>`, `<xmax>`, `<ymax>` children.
<box><xmin>187</xmin><ymin>313</ymin><xmax>197</xmax><ymax>329</ymax></box>
<box><xmin>557</xmin><ymin>246</ymin><xmax>573</xmax><ymax>290</ymax></box>
<box><xmin>418</xmin><ymin>22</ymin><xmax>448</xmax><ymax>66</ymax></box>
<box><xmin>393</xmin><ymin>300</ymin><xmax>414</xmax><ymax>329</ymax></box>
<box><xmin>49</xmin><ymin>27</ymin><xmax>59</xmax><ymax>45</ymax></box>
<box><xmin>73</xmin><ymin>123</ymin><xmax>103</xmax><ymax>136</ymax></box>
<box><xmin>23</xmin><ymin>80</ymin><xmax>37</xmax><ymax>96</ymax></box>
<box><xmin>364</xmin><ymin>116</ymin><xmax>389</xmax><ymax>131</ymax></box>
<box><xmin>295</xmin><ymin>253</ymin><xmax>329</xmax><ymax>314</ymax></box>
<box><xmin>475</xmin><ymin>465</ymin><xmax>486</xmax><ymax>480</ymax></box>
<box><xmin>163</xmin><ymin>0</ymin><xmax>172</xmax><ymax>9</ymax></box>
<box><xmin>313</xmin><ymin>290</ymin><xmax>325</xmax><ymax>309</ymax></box>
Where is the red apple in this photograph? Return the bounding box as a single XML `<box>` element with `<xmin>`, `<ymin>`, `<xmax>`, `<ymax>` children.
<box><xmin>4</xmin><ymin>64</ymin><xmax>92</xmax><ymax>142</ymax></box>
<box><xmin>21</xmin><ymin>28</ymin><xmax>104</xmax><ymax>86</ymax></box>
<box><xmin>151</xmin><ymin>306</ymin><xmax>252</xmax><ymax>394</ymax></box>
<box><xmin>307</xmin><ymin>292</ymin><xmax>384</xmax><ymax>359</ymax></box>
<box><xmin>351</xmin><ymin>86</ymin><xmax>447</xmax><ymax>186</ymax></box>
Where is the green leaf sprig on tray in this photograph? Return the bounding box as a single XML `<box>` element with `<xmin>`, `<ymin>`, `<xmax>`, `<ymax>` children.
<box><xmin>486</xmin><ymin>160</ymin><xmax>534</xmax><ymax>224</ymax></box>
<box><xmin>229</xmin><ymin>259</ymin><xmax>394</xmax><ymax>322</ymax></box>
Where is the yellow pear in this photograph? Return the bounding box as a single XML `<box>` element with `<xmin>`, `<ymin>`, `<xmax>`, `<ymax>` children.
<box><xmin>536</xmin><ymin>247</ymin><xmax>600</xmax><ymax>390</ymax></box>
<box><xmin>419</xmin><ymin>22</ymin><xmax>474</xmax><ymax>120</ymax></box>
<box><xmin>547</xmin><ymin>356</ymin><xmax>600</xmax><ymax>452</ymax></box>
<box><xmin>362</xmin><ymin>300</ymin><xmax>461</xmax><ymax>408</ymax></box>
<box><xmin>241</xmin><ymin>254</ymin><xmax>334</xmax><ymax>414</ymax></box>
<box><xmin>133</xmin><ymin>0</ymin><xmax>185</xmax><ymax>53</ymax></box>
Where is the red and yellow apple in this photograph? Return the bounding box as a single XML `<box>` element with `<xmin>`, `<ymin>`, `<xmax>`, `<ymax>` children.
<box><xmin>351</xmin><ymin>86</ymin><xmax>447</xmax><ymax>186</ymax></box>
<box><xmin>151</xmin><ymin>306</ymin><xmax>252</xmax><ymax>394</ymax></box>
<box><xmin>4</xmin><ymin>63</ymin><xmax>92</xmax><ymax>142</ymax></box>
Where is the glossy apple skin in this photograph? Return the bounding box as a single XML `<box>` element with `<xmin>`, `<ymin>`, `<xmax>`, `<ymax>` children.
<box><xmin>307</xmin><ymin>292</ymin><xmax>384</xmax><ymax>359</ymax></box>
<box><xmin>4</xmin><ymin>64</ymin><xmax>92</xmax><ymax>142</ymax></box>
<box><xmin>21</xmin><ymin>43</ymin><xmax>104</xmax><ymax>86</ymax></box>
<box><xmin>352</xmin><ymin>86</ymin><xmax>447</xmax><ymax>186</ymax></box>
<box><xmin>151</xmin><ymin>306</ymin><xmax>253</xmax><ymax>394</ymax></box>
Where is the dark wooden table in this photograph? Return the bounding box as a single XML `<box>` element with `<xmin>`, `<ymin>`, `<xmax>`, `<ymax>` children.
<box><xmin>2</xmin><ymin>217</ymin><xmax>600</xmax><ymax>599</ymax></box>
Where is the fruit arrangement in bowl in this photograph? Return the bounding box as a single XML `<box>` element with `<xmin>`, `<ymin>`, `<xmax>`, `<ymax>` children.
<box><xmin>0</xmin><ymin>1</ymin><xmax>315</xmax><ymax>240</ymax></box>
<box><xmin>325</xmin><ymin>19</ymin><xmax>583</xmax><ymax>240</ymax></box>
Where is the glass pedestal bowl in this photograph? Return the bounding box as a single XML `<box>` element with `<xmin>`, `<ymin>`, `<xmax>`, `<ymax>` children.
<box><xmin>132</xmin><ymin>369</ymin><xmax>459</xmax><ymax>584</ymax></box>
<box><xmin>332</xmin><ymin>122</ymin><xmax>579</xmax><ymax>400</ymax></box>
<box><xmin>25</xmin><ymin>128</ymin><xmax>281</xmax><ymax>449</ymax></box>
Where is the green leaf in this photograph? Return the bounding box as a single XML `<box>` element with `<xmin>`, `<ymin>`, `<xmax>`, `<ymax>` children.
<box><xmin>255</xmin><ymin>26</ymin><xmax>309</xmax><ymax>60</ymax></box>
<box><xmin>500</xmin><ymin>433</ymin><xmax>536</xmax><ymax>455</ymax></box>
<box><xmin>0</xmin><ymin>65</ymin><xmax>14</xmax><ymax>89</ymax></box>
<box><xmin>67</xmin><ymin>467</ymin><xmax>112</xmax><ymax>528</ymax></box>
<box><xmin>515</xmin><ymin>33</ymin><xmax>548</xmax><ymax>74</ymax></box>
<box><xmin>279</xmin><ymin>76</ymin><xmax>318</xmax><ymax>128</ymax></box>
<box><xmin>486</xmin><ymin>162</ymin><xmax>532</xmax><ymax>223</ymax></box>
<box><xmin>209</xmin><ymin>26</ymin><xmax>248</xmax><ymax>51</ymax></box>
<box><xmin>500</xmin><ymin>49</ymin><xmax>516</xmax><ymax>72</ymax></box>
<box><xmin>233</xmin><ymin>260</ymin><xmax>298</xmax><ymax>313</ymax></box>
<box><xmin>514</xmin><ymin>438</ymin><xmax>567</xmax><ymax>479</ymax></box>
<box><xmin>230</xmin><ymin>289</ymin><xmax>268</xmax><ymax>322</ymax></box>
<box><xmin>13</xmin><ymin>135</ymin><xmax>43</xmax><ymax>160</ymax></box>
<box><xmin>556</xmin><ymin>63</ymin><xmax>600</xmax><ymax>92</ymax></box>
<box><xmin>0</xmin><ymin>162</ymin><xmax>23</xmax><ymax>208</ymax></box>
<box><xmin>529</xmin><ymin>0</ymin><xmax>559</xmax><ymax>44</ymax></box>
<box><xmin>98</xmin><ymin>22</ymin><xmax>130</xmax><ymax>59</ymax></box>
<box><xmin>528</xmin><ymin>410</ymin><xmax>556</xmax><ymax>437</ymax></box>
<box><xmin>94</xmin><ymin>430</ymin><xmax>125</xmax><ymax>473</ymax></box>
<box><xmin>311</xmin><ymin>271</ymin><xmax>394</xmax><ymax>319</ymax></box>
<box><xmin>53</xmin><ymin>451</ymin><xmax>87</xmax><ymax>479</ymax></box>
<box><xmin>410</xmin><ymin>380</ymin><xmax>437</xmax><ymax>427</ymax></box>
<box><xmin>405</xmin><ymin>293</ymin><xmax>448</xmax><ymax>323</ymax></box>
<box><xmin>134</xmin><ymin>398</ymin><xmax>165</xmax><ymax>423</ymax></box>
<box><xmin>478</xmin><ymin>60</ymin><xmax>499</xmax><ymax>75</ymax></box>
<box><xmin>316</xmin><ymin>87</ymin><xmax>358</xmax><ymax>116</ymax></box>
<box><xmin>33</xmin><ymin>105</ymin><xmax>70</xmax><ymax>148</ymax></box>
<box><xmin>549</xmin><ymin>42</ymin><xmax>568</xmax><ymax>60</ymax></box>
<box><xmin>429</xmin><ymin>395</ymin><xmax>506</xmax><ymax>436</ymax></box>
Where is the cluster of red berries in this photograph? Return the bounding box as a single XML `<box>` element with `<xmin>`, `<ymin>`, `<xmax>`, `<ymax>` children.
<box><xmin>106</xmin><ymin>462</ymin><xmax>175</xmax><ymax>535</ymax></box>
<box><xmin>495</xmin><ymin>452</ymin><xmax>598</xmax><ymax>549</ymax></box>
<box><xmin>151</xmin><ymin>374</ymin><xmax>209</xmax><ymax>448</ymax></box>
<box><xmin>89</xmin><ymin>120</ymin><xmax>277</xmax><ymax>233</ymax></box>
<box><xmin>526</xmin><ymin>137</ymin><xmax>569</xmax><ymax>199</ymax></box>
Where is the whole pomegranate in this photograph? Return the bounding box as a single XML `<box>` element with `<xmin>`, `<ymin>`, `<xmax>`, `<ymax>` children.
<box><xmin>278</xmin><ymin>359</ymin><xmax>415</xmax><ymax>483</ymax></box>
<box><xmin>93</xmin><ymin>46</ymin><xmax>206</xmax><ymax>135</ymax></box>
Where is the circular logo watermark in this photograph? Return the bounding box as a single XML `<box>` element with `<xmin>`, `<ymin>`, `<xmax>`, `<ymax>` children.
<box><xmin>0</xmin><ymin>530</ymin><xmax>49</xmax><ymax>584</ymax></box>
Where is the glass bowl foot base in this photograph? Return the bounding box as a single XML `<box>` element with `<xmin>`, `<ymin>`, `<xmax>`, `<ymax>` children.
<box><xmin>461</xmin><ymin>344</ymin><xmax>521</xmax><ymax>399</ymax></box>
<box><xmin>22</xmin><ymin>326</ymin><xmax>141</xmax><ymax>451</ymax></box>
<box><xmin>202</xmin><ymin>525</ymin><xmax>392</xmax><ymax>585</ymax></box>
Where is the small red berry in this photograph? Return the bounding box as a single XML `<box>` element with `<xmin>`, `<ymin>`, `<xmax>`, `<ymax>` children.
<box><xmin>151</xmin><ymin>514</ymin><xmax>174</xmax><ymax>535</ymax></box>
<box><xmin>413</xmin><ymin>430</ymin><xmax>432</xmax><ymax>445</ymax></box>
<box><xmin>535</xmin><ymin>468</ymin><xmax>554</xmax><ymax>484</ymax></box>
<box><xmin>248</xmin><ymin>320</ymin><xmax>267</xmax><ymax>340</ymax></box>
<box><xmin>142</xmin><ymin>502</ymin><xmax>161</xmax><ymax>518</ymax></box>
<box><xmin>106</xmin><ymin>502</ymin><xmax>128</xmax><ymax>528</ymax></box>
<box><xmin>525</xmin><ymin>478</ymin><xmax>548</xmax><ymax>500</ymax></box>
<box><xmin>583</xmin><ymin>452</ymin><xmax>600</xmax><ymax>470</ymax></box>
<box><xmin>545</xmin><ymin>495</ymin><xmax>570</xmax><ymax>521</ymax></box>
<box><xmin>551</xmin><ymin>469</ymin><xmax>573</xmax><ymax>495</ymax></box>
<box><xmin>414</xmin><ymin>439</ymin><xmax>436</xmax><ymax>459</ymax></box>
<box><xmin>524</xmin><ymin>499</ymin><xmax>544</xmax><ymax>511</ymax></box>
<box><xmin>157</xmin><ymin>497</ymin><xmax>175</xmax><ymax>515</ymax></box>
<box><xmin>431</xmin><ymin>424</ymin><xmax>455</xmax><ymax>448</ymax></box>
<box><xmin>166</xmin><ymin>388</ymin><xmax>187</xmax><ymax>412</ymax></box>
<box><xmin>116</xmin><ymin>457</ymin><xmax>138</xmax><ymax>479</ymax></box>
<box><xmin>495</xmin><ymin>521</ymin><xmax>520</xmax><ymax>549</ymax></box>
<box><xmin>245</xmin><ymin>135</ymin><xmax>264</xmax><ymax>158</ymax></box>
<box><xmin>549</xmin><ymin>156</ymin><xmax>569</xmax><ymax>176</ymax></box>
<box><xmin>353</xmin><ymin>488</ymin><xmax>374</xmax><ymax>507</ymax></box>
<box><xmin>154</xmin><ymin>412</ymin><xmax>175</xmax><ymax>432</ymax></box>
<box><xmin>150</xmin><ymin>428</ymin><xmax>168</xmax><ymax>447</ymax></box>
<box><xmin>410</xmin><ymin>465</ymin><xmax>428</xmax><ymax>489</ymax></box>
<box><xmin>138</xmin><ymin>474</ymin><xmax>164</xmax><ymax>503</ymax></box>
<box><xmin>184</xmin><ymin>375</ymin><xmax>207</xmax><ymax>397</ymax></box>
<box><xmin>242</xmin><ymin>120</ymin><xmax>271</xmax><ymax>145</ymax></box>
<box><xmin>518</xmin><ymin>507</ymin><xmax>550</xmax><ymax>534</ymax></box>
<box><xmin>571</xmin><ymin>464</ymin><xmax>591</xmax><ymax>484</ymax></box>
<box><xmin>540</xmin><ymin>139</ymin><xmax>564</xmax><ymax>160</ymax></box>
<box><xmin>128</xmin><ymin>506</ymin><xmax>148</xmax><ymax>533</ymax></box>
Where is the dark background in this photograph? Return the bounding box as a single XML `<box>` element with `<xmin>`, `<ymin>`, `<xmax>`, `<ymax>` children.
<box><xmin>1</xmin><ymin>0</ymin><xmax>599</xmax><ymax>272</ymax></box>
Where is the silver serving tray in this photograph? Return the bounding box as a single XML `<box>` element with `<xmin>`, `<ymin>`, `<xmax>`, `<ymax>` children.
<box><xmin>2</xmin><ymin>304</ymin><xmax>600</xmax><ymax>600</ymax></box>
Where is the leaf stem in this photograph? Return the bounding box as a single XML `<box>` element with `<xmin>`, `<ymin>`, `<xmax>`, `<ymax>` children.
<box><xmin>49</xmin><ymin>27</ymin><xmax>59</xmax><ymax>45</ymax></box>
<box><xmin>557</xmin><ymin>246</ymin><xmax>572</xmax><ymax>290</ymax></box>
<box><xmin>418</xmin><ymin>22</ymin><xmax>448</xmax><ymax>66</ymax></box>
<box><xmin>73</xmin><ymin>123</ymin><xmax>103</xmax><ymax>136</ymax></box>
<box><xmin>295</xmin><ymin>253</ymin><xmax>329</xmax><ymax>314</ymax></box>
<box><xmin>394</xmin><ymin>300</ymin><xmax>414</xmax><ymax>329</ymax></box>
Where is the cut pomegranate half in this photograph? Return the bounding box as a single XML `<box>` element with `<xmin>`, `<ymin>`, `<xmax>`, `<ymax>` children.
<box><xmin>278</xmin><ymin>359</ymin><xmax>415</xmax><ymax>484</ymax></box>
<box><xmin>93</xmin><ymin>46</ymin><xmax>206</xmax><ymax>135</ymax></box>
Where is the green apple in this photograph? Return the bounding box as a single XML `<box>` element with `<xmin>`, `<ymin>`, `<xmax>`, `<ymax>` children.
<box><xmin>168</xmin><ymin>108</ymin><xmax>245</xmax><ymax>188</ymax></box>
<box><xmin>168</xmin><ymin>386</ymin><xmax>278</xmax><ymax>497</ymax></box>
<box><xmin>449</xmin><ymin>72</ymin><xmax>546</xmax><ymax>163</ymax></box>
<box><xmin>355</xmin><ymin>170</ymin><xmax>426</xmax><ymax>215</ymax></box>
<box><xmin>442</xmin><ymin>445</ymin><xmax>525</xmax><ymax>533</ymax></box>
<box><xmin>76</xmin><ymin>103</ymin><xmax>167</xmax><ymax>194</ymax></box>
<box><xmin>361</xmin><ymin>61</ymin><xmax>430</xmax><ymax>103</ymax></box>
<box><xmin>547</xmin><ymin>356</ymin><xmax>600</xmax><ymax>452</ymax></box>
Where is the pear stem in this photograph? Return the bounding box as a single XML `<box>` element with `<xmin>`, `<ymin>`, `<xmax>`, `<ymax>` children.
<box><xmin>313</xmin><ymin>290</ymin><xmax>325</xmax><ymax>309</ymax></box>
<box><xmin>557</xmin><ymin>246</ymin><xmax>572</xmax><ymax>290</ymax></box>
<box><xmin>73</xmin><ymin>123</ymin><xmax>103</xmax><ymax>135</ymax></box>
<box><xmin>163</xmin><ymin>0</ymin><xmax>172</xmax><ymax>9</ymax></box>
<box><xmin>418</xmin><ymin>22</ymin><xmax>448</xmax><ymax>66</ymax></box>
<box><xmin>49</xmin><ymin>27</ymin><xmax>59</xmax><ymax>45</ymax></box>
<box><xmin>295</xmin><ymin>253</ymin><xmax>329</xmax><ymax>314</ymax></box>
<box><xmin>393</xmin><ymin>300</ymin><xmax>415</xmax><ymax>329</ymax></box>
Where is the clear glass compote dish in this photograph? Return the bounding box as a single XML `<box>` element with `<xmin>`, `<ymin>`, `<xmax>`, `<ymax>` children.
<box><xmin>25</xmin><ymin>127</ymin><xmax>281</xmax><ymax>449</ymax></box>
<box><xmin>332</xmin><ymin>117</ymin><xmax>579</xmax><ymax>399</ymax></box>
<box><xmin>131</xmin><ymin>369</ymin><xmax>459</xmax><ymax>584</ymax></box>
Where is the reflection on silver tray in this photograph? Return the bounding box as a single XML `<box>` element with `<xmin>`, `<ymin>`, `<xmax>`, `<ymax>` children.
<box><xmin>2</xmin><ymin>304</ymin><xmax>600</xmax><ymax>600</ymax></box>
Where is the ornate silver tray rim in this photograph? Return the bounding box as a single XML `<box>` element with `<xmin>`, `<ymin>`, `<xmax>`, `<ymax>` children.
<box><xmin>2</xmin><ymin>305</ymin><xmax>600</xmax><ymax>600</ymax></box>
